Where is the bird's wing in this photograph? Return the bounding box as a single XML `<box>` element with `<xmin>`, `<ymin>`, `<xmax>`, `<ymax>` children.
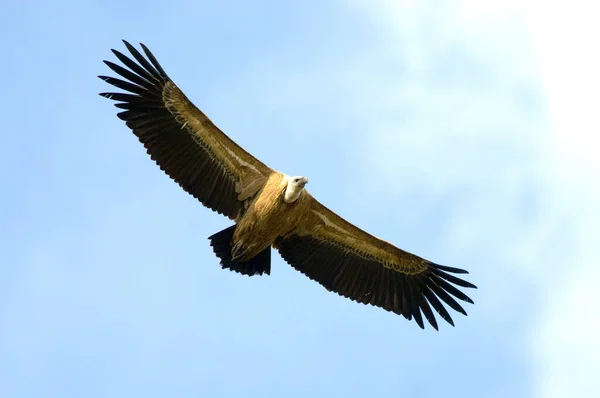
<box><xmin>274</xmin><ymin>195</ymin><xmax>477</xmax><ymax>330</ymax></box>
<box><xmin>99</xmin><ymin>41</ymin><xmax>273</xmax><ymax>220</ymax></box>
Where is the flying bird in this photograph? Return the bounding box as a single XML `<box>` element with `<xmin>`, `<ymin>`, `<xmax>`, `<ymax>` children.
<box><xmin>99</xmin><ymin>41</ymin><xmax>476</xmax><ymax>330</ymax></box>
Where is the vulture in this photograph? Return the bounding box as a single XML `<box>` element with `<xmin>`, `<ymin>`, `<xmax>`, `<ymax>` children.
<box><xmin>99</xmin><ymin>41</ymin><xmax>476</xmax><ymax>330</ymax></box>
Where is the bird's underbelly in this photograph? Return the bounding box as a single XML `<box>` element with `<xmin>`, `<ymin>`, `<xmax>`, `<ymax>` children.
<box><xmin>232</xmin><ymin>200</ymin><xmax>305</xmax><ymax>261</ymax></box>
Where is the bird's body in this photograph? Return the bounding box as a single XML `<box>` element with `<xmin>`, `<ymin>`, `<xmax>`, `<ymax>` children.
<box><xmin>100</xmin><ymin>41</ymin><xmax>477</xmax><ymax>330</ymax></box>
<box><xmin>230</xmin><ymin>173</ymin><xmax>309</xmax><ymax>262</ymax></box>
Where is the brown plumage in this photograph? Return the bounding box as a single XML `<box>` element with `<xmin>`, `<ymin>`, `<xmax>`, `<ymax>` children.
<box><xmin>100</xmin><ymin>41</ymin><xmax>477</xmax><ymax>330</ymax></box>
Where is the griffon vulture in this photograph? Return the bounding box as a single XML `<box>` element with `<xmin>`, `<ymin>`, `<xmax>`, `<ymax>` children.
<box><xmin>99</xmin><ymin>41</ymin><xmax>476</xmax><ymax>330</ymax></box>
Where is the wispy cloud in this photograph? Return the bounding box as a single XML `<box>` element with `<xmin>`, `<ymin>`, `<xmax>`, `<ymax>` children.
<box><xmin>3</xmin><ymin>0</ymin><xmax>597</xmax><ymax>397</ymax></box>
<box><xmin>525</xmin><ymin>1</ymin><xmax>600</xmax><ymax>396</ymax></box>
<box><xmin>348</xmin><ymin>1</ymin><xmax>600</xmax><ymax>397</ymax></box>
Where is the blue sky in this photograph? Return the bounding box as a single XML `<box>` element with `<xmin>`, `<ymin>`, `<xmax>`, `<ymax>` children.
<box><xmin>2</xmin><ymin>1</ymin><xmax>599</xmax><ymax>397</ymax></box>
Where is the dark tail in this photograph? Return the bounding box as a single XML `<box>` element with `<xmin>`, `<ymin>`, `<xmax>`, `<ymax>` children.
<box><xmin>208</xmin><ymin>225</ymin><xmax>271</xmax><ymax>276</ymax></box>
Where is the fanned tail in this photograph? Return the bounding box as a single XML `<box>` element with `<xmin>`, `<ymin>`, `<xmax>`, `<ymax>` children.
<box><xmin>208</xmin><ymin>225</ymin><xmax>271</xmax><ymax>276</ymax></box>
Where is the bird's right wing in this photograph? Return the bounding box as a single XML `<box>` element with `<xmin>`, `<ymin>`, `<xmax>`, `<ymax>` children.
<box><xmin>99</xmin><ymin>41</ymin><xmax>273</xmax><ymax>220</ymax></box>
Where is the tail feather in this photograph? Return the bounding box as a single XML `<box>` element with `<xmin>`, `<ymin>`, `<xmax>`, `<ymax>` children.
<box><xmin>208</xmin><ymin>225</ymin><xmax>271</xmax><ymax>276</ymax></box>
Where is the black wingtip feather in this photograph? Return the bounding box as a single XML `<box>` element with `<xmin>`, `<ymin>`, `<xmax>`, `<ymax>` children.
<box><xmin>434</xmin><ymin>269</ymin><xmax>478</xmax><ymax>289</ymax></box>
<box><xmin>122</xmin><ymin>40</ymin><xmax>162</xmax><ymax>79</ymax></box>
<box><xmin>434</xmin><ymin>263</ymin><xmax>470</xmax><ymax>274</ymax></box>
<box><xmin>140</xmin><ymin>42</ymin><xmax>169</xmax><ymax>78</ymax></box>
<box><xmin>110</xmin><ymin>48</ymin><xmax>156</xmax><ymax>83</ymax></box>
<box><xmin>423</xmin><ymin>287</ymin><xmax>455</xmax><ymax>327</ymax></box>
<box><xmin>436</xmin><ymin>277</ymin><xmax>475</xmax><ymax>304</ymax></box>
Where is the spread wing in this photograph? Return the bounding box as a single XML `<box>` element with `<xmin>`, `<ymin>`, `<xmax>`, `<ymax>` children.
<box><xmin>99</xmin><ymin>41</ymin><xmax>272</xmax><ymax>220</ymax></box>
<box><xmin>274</xmin><ymin>195</ymin><xmax>477</xmax><ymax>330</ymax></box>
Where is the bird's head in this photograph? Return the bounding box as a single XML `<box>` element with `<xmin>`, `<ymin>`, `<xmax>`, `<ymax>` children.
<box><xmin>292</xmin><ymin>176</ymin><xmax>309</xmax><ymax>188</ymax></box>
<box><xmin>284</xmin><ymin>176</ymin><xmax>309</xmax><ymax>203</ymax></box>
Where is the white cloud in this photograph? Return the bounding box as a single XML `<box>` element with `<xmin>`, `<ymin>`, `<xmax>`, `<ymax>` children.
<box><xmin>525</xmin><ymin>1</ymin><xmax>600</xmax><ymax>397</ymax></box>
<box><xmin>349</xmin><ymin>0</ymin><xmax>600</xmax><ymax>396</ymax></box>
<box><xmin>345</xmin><ymin>0</ymin><xmax>548</xmax><ymax>270</ymax></box>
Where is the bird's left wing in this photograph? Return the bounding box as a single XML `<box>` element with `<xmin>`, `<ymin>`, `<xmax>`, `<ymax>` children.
<box><xmin>274</xmin><ymin>195</ymin><xmax>477</xmax><ymax>330</ymax></box>
<box><xmin>99</xmin><ymin>41</ymin><xmax>273</xmax><ymax>221</ymax></box>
